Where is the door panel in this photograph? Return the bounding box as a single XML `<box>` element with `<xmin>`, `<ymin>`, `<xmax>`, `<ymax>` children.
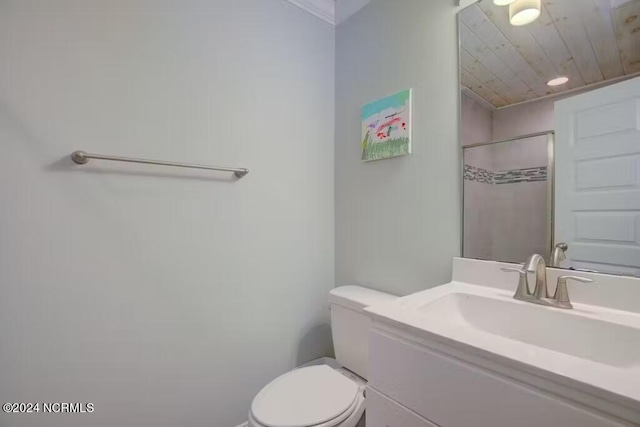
<box><xmin>554</xmin><ymin>77</ymin><xmax>640</xmax><ymax>275</ymax></box>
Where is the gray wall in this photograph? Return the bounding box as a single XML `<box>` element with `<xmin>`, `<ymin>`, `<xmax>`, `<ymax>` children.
<box><xmin>492</xmin><ymin>97</ymin><xmax>555</xmax><ymax>140</ymax></box>
<box><xmin>461</xmin><ymin>93</ymin><xmax>493</xmax><ymax>146</ymax></box>
<box><xmin>335</xmin><ymin>0</ymin><xmax>462</xmax><ymax>296</ymax></box>
<box><xmin>0</xmin><ymin>1</ymin><xmax>334</xmax><ymax>426</ymax></box>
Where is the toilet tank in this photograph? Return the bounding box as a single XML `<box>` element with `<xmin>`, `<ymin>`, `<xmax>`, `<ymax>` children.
<box><xmin>329</xmin><ymin>286</ymin><xmax>397</xmax><ymax>379</ymax></box>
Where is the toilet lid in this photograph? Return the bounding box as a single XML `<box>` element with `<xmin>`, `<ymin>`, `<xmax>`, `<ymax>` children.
<box><xmin>250</xmin><ymin>365</ymin><xmax>359</xmax><ymax>427</ymax></box>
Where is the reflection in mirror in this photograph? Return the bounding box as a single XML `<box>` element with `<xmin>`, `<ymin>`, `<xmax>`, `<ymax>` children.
<box><xmin>459</xmin><ymin>0</ymin><xmax>640</xmax><ymax>277</ymax></box>
<box><xmin>463</xmin><ymin>133</ymin><xmax>552</xmax><ymax>265</ymax></box>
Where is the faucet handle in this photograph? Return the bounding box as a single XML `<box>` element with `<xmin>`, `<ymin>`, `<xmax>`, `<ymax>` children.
<box><xmin>501</xmin><ymin>268</ymin><xmax>530</xmax><ymax>300</ymax></box>
<box><xmin>553</xmin><ymin>275</ymin><xmax>594</xmax><ymax>309</ymax></box>
<box><xmin>557</xmin><ymin>275</ymin><xmax>593</xmax><ymax>283</ymax></box>
<box><xmin>501</xmin><ymin>267</ymin><xmax>527</xmax><ymax>274</ymax></box>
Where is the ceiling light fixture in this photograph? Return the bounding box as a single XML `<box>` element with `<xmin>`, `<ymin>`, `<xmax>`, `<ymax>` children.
<box><xmin>494</xmin><ymin>0</ymin><xmax>517</xmax><ymax>5</ymax></box>
<box><xmin>547</xmin><ymin>76</ymin><xmax>569</xmax><ymax>86</ymax></box>
<box><xmin>509</xmin><ymin>0</ymin><xmax>541</xmax><ymax>26</ymax></box>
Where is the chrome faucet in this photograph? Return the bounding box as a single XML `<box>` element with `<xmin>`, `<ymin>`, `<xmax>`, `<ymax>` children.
<box><xmin>550</xmin><ymin>243</ymin><xmax>568</xmax><ymax>267</ymax></box>
<box><xmin>501</xmin><ymin>253</ymin><xmax>593</xmax><ymax>310</ymax></box>
<box><xmin>524</xmin><ymin>254</ymin><xmax>548</xmax><ymax>299</ymax></box>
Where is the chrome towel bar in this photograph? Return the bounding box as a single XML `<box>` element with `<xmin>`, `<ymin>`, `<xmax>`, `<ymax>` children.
<box><xmin>70</xmin><ymin>150</ymin><xmax>249</xmax><ymax>178</ymax></box>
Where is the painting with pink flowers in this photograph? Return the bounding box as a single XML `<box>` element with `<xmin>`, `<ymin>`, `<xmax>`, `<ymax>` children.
<box><xmin>361</xmin><ymin>89</ymin><xmax>412</xmax><ymax>162</ymax></box>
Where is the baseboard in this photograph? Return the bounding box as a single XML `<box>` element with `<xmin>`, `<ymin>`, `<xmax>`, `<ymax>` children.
<box><xmin>234</xmin><ymin>422</ymin><xmax>248</xmax><ymax>427</ymax></box>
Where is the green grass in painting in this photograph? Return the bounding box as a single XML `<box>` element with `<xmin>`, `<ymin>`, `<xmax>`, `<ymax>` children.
<box><xmin>362</xmin><ymin>137</ymin><xmax>410</xmax><ymax>161</ymax></box>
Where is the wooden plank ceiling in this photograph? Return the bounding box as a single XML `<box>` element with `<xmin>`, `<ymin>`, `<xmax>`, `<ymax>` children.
<box><xmin>460</xmin><ymin>0</ymin><xmax>640</xmax><ymax>108</ymax></box>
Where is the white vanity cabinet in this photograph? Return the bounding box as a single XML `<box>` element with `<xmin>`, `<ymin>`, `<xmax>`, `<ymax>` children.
<box><xmin>366</xmin><ymin>330</ymin><xmax>631</xmax><ymax>427</ymax></box>
<box><xmin>366</xmin><ymin>388</ymin><xmax>438</xmax><ymax>427</ymax></box>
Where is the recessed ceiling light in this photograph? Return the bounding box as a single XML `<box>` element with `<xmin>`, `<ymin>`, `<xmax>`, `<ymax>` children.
<box><xmin>547</xmin><ymin>76</ymin><xmax>569</xmax><ymax>86</ymax></box>
<box><xmin>509</xmin><ymin>0</ymin><xmax>541</xmax><ymax>26</ymax></box>
<box><xmin>494</xmin><ymin>0</ymin><xmax>517</xmax><ymax>5</ymax></box>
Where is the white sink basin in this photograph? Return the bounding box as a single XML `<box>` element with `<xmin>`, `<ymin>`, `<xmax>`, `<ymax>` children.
<box><xmin>365</xmin><ymin>281</ymin><xmax>640</xmax><ymax>406</ymax></box>
<box><xmin>416</xmin><ymin>292</ymin><xmax>640</xmax><ymax>368</ymax></box>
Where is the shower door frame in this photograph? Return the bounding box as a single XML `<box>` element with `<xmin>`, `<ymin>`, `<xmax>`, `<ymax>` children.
<box><xmin>461</xmin><ymin>130</ymin><xmax>556</xmax><ymax>263</ymax></box>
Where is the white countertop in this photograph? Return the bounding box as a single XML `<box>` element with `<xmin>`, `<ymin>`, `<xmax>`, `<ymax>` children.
<box><xmin>364</xmin><ymin>258</ymin><xmax>640</xmax><ymax>419</ymax></box>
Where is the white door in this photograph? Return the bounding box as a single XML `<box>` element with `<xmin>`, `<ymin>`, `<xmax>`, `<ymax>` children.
<box><xmin>555</xmin><ymin>77</ymin><xmax>640</xmax><ymax>276</ymax></box>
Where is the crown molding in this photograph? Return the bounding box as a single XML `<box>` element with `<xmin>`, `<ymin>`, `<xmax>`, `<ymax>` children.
<box><xmin>335</xmin><ymin>0</ymin><xmax>370</xmax><ymax>24</ymax></box>
<box><xmin>457</xmin><ymin>0</ymin><xmax>479</xmax><ymax>8</ymax></box>
<box><xmin>461</xmin><ymin>87</ymin><xmax>497</xmax><ymax>112</ymax></box>
<box><xmin>286</xmin><ymin>0</ymin><xmax>335</xmax><ymax>25</ymax></box>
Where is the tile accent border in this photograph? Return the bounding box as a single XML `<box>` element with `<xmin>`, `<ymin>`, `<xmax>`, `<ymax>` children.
<box><xmin>464</xmin><ymin>164</ymin><xmax>547</xmax><ymax>185</ymax></box>
<box><xmin>464</xmin><ymin>165</ymin><xmax>494</xmax><ymax>184</ymax></box>
<box><xmin>494</xmin><ymin>166</ymin><xmax>548</xmax><ymax>184</ymax></box>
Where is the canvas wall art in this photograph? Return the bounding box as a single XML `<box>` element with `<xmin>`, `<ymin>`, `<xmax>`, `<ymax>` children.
<box><xmin>361</xmin><ymin>89</ymin><xmax>412</xmax><ymax>162</ymax></box>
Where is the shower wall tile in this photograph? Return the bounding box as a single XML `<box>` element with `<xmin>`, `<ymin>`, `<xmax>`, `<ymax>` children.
<box><xmin>464</xmin><ymin>164</ymin><xmax>494</xmax><ymax>184</ymax></box>
<box><xmin>464</xmin><ymin>165</ymin><xmax>548</xmax><ymax>185</ymax></box>
<box><xmin>463</xmin><ymin>134</ymin><xmax>550</xmax><ymax>265</ymax></box>
<box><xmin>494</xmin><ymin>166</ymin><xmax>548</xmax><ymax>185</ymax></box>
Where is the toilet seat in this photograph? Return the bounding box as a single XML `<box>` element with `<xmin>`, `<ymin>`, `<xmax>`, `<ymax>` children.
<box><xmin>248</xmin><ymin>393</ymin><xmax>364</xmax><ymax>427</ymax></box>
<box><xmin>249</xmin><ymin>365</ymin><xmax>364</xmax><ymax>427</ymax></box>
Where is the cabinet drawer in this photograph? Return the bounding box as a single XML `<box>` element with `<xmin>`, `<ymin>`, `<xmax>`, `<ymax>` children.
<box><xmin>369</xmin><ymin>331</ymin><xmax>625</xmax><ymax>427</ymax></box>
<box><xmin>366</xmin><ymin>387</ymin><xmax>438</xmax><ymax>427</ymax></box>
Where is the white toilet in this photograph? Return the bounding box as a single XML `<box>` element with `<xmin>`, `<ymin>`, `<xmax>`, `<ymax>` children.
<box><xmin>248</xmin><ymin>286</ymin><xmax>397</xmax><ymax>427</ymax></box>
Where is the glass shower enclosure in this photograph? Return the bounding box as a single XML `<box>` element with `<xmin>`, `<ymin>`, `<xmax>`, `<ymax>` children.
<box><xmin>463</xmin><ymin>132</ymin><xmax>554</xmax><ymax>264</ymax></box>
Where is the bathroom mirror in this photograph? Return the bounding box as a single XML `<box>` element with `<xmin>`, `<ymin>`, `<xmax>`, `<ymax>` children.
<box><xmin>459</xmin><ymin>0</ymin><xmax>640</xmax><ymax>277</ymax></box>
